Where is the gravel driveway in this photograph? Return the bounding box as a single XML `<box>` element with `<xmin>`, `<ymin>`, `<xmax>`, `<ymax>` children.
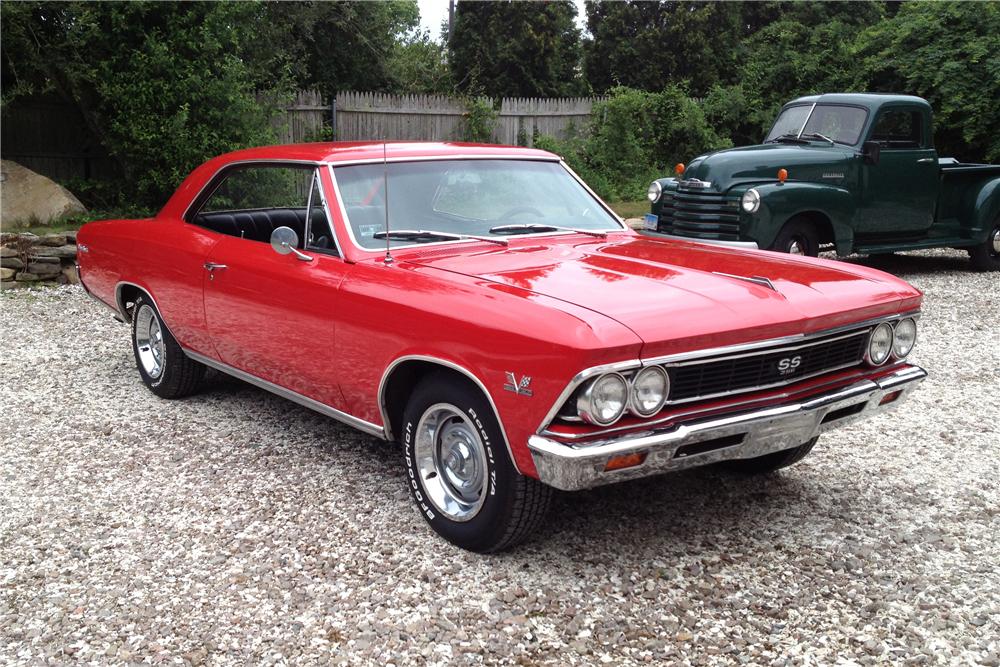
<box><xmin>1</xmin><ymin>249</ymin><xmax>998</xmax><ymax>666</ymax></box>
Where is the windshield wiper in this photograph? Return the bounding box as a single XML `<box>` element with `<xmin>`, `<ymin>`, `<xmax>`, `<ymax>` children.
<box><xmin>801</xmin><ymin>132</ymin><xmax>836</xmax><ymax>146</ymax></box>
<box><xmin>373</xmin><ymin>229</ymin><xmax>508</xmax><ymax>246</ymax></box>
<box><xmin>488</xmin><ymin>223</ymin><xmax>609</xmax><ymax>238</ymax></box>
<box><xmin>766</xmin><ymin>133</ymin><xmax>809</xmax><ymax>145</ymax></box>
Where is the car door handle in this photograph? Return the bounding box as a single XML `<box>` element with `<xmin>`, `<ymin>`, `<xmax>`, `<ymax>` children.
<box><xmin>916</xmin><ymin>158</ymin><xmax>936</xmax><ymax>164</ymax></box>
<box><xmin>203</xmin><ymin>262</ymin><xmax>228</xmax><ymax>271</ymax></box>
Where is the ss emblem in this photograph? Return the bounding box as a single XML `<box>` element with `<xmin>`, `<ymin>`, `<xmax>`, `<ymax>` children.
<box><xmin>777</xmin><ymin>355</ymin><xmax>802</xmax><ymax>375</ymax></box>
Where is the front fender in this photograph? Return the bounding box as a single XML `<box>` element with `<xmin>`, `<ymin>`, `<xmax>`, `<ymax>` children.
<box><xmin>741</xmin><ymin>182</ymin><xmax>857</xmax><ymax>254</ymax></box>
<box><xmin>970</xmin><ymin>177</ymin><xmax>1000</xmax><ymax>239</ymax></box>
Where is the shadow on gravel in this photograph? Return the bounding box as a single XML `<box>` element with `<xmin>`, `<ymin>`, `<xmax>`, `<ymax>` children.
<box><xmin>838</xmin><ymin>251</ymin><xmax>972</xmax><ymax>275</ymax></box>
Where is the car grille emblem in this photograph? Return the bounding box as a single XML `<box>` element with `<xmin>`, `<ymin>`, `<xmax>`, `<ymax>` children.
<box><xmin>777</xmin><ymin>355</ymin><xmax>803</xmax><ymax>376</ymax></box>
<box><xmin>504</xmin><ymin>372</ymin><xmax>533</xmax><ymax>397</ymax></box>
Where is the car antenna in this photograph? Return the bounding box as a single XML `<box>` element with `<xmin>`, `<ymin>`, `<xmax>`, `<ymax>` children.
<box><xmin>382</xmin><ymin>141</ymin><xmax>393</xmax><ymax>265</ymax></box>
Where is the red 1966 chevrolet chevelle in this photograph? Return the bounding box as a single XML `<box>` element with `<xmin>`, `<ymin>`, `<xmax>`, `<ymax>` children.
<box><xmin>78</xmin><ymin>142</ymin><xmax>926</xmax><ymax>552</ymax></box>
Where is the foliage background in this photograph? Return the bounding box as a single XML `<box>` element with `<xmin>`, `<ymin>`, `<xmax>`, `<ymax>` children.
<box><xmin>2</xmin><ymin>0</ymin><xmax>998</xmax><ymax>210</ymax></box>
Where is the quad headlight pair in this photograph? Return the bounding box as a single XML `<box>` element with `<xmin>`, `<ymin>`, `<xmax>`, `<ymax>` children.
<box><xmin>576</xmin><ymin>366</ymin><xmax>670</xmax><ymax>426</ymax></box>
<box><xmin>866</xmin><ymin>318</ymin><xmax>917</xmax><ymax>366</ymax></box>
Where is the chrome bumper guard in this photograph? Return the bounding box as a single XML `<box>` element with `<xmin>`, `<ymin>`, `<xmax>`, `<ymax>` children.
<box><xmin>528</xmin><ymin>365</ymin><xmax>926</xmax><ymax>491</ymax></box>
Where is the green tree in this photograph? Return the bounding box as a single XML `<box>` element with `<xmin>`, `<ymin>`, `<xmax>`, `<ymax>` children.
<box><xmin>583</xmin><ymin>1</ymin><xmax>743</xmax><ymax>97</ymax></box>
<box><xmin>1</xmin><ymin>1</ymin><xmax>283</xmax><ymax>207</ymax></box>
<box><xmin>388</xmin><ymin>29</ymin><xmax>453</xmax><ymax>95</ymax></box>
<box><xmin>859</xmin><ymin>1</ymin><xmax>1000</xmax><ymax>162</ymax></box>
<box><xmin>449</xmin><ymin>0</ymin><xmax>583</xmax><ymax>98</ymax></box>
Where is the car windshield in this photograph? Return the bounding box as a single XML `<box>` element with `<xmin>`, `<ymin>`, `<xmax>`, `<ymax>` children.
<box><xmin>332</xmin><ymin>159</ymin><xmax>622</xmax><ymax>249</ymax></box>
<box><xmin>765</xmin><ymin>104</ymin><xmax>868</xmax><ymax>146</ymax></box>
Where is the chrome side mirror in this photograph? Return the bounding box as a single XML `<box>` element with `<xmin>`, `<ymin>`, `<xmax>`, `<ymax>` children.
<box><xmin>270</xmin><ymin>226</ymin><xmax>313</xmax><ymax>262</ymax></box>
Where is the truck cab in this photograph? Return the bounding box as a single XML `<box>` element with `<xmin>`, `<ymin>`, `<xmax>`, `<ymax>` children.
<box><xmin>646</xmin><ymin>93</ymin><xmax>1000</xmax><ymax>271</ymax></box>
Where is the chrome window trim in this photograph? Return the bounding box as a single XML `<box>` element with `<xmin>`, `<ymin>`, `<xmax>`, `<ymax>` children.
<box><xmin>376</xmin><ymin>354</ymin><xmax>522</xmax><ymax>474</ymax></box>
<box><xmin>184</xmin><ymin>348</ymin><xmax>386</xmax><ymax>439</ymax></box>
<box><xmin>311</xmin><ymin>166</ymin><xmax>344</xmax><ymax>259</ymax></box>
<box><xmin>327</xmin><ymin>159</ymin><xmax>628</xmax><ymax>254</ymax></box>
<box><xmin>325</xmin><ymin>153</ymin><xmax>562</xmax><ymax>168</ymax></box>
<box><xmin>536</xmin><ymin>310</ymin><xmax>921</xmax><ymax>434</ymax></box>
<box><xmin>181</xmin><ymin>159</ymin><xmax>325</xmax><ymax>223</ymax></box>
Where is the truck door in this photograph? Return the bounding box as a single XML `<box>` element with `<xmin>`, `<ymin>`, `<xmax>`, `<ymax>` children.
<box><xmin>857</xmin><ymin>106</ymin><xmax>938</xmax><ymax>235</ymax></box>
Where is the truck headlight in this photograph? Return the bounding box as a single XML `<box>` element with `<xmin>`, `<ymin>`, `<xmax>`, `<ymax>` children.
<box><xmin>892</xmin><ymin>318</ymin><xmax>917</xmax><ymax>358</ymax></box>
<box><xmin>577</xmin><ymin>373</ymin><xmax>629</xmax><ymax>425</ymax></box>
<box><xmin>630</xmin><ymin>366</ymin><xmax>669</xmax><ymax>417</ymax></box>
<box><xmin>866</xmin><ymin>322</ymin><xmax>894</xmax><ymax>366</ymax></box>
<box><xmin>647</xmin><ymin>181</ymin><xmax>662</xmax><ymax>203</ymax></box>
<box><xmin>741</xmin><ymin>188</ymin><xmax>761</xmax><ymax>214</ymax></box>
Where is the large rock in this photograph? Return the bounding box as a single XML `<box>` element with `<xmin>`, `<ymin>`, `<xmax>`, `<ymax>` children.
<box><xmin>0</xmin><ymin>160</ymin><xmax>87</xmax><ymax>227</ymax></box>
<box><xmin>0</xmin><ymin>257</ymin><xmax>25</xmax><ymax>270</ymax></box>
<box><xmin>33</xmin><ymin>245</ymin><xmax>77</xmax><ymax>259</ymax></box>
<box><xmin>26</xmin><ymin>261</ymin><xmax>61</xmax><ymax>277</ymax></box>
<box><xmin>39</xmin><ymin>234</ymin><xmax>67</xmax><ymax>247</ymax></box>
<box><xmin>0</xmin><ymin>267</ymin><xmax>15</xmax><ymax>280</ymax></box>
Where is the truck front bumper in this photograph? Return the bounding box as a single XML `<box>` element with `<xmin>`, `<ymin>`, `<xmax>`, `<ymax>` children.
<box><xmin>528</xmin><ymin>364</ymin><xmax>926</xmax><ymax>491</ymax></box>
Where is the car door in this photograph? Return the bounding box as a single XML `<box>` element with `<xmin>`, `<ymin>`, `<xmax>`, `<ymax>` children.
<box><xmin>857</xmin><ymin>106</ymin><xmax>939</xmax><ymax>235</ymax></box>
<box><xmin>195</xmin><ymin>164</ymin><xmax>352</xmax><ymax>409</ymax></box>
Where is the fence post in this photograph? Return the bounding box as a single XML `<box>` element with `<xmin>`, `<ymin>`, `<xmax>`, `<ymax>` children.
<box><xmin>331</xmin><ymin>97</ymin><xmax>337</xmax><ymax>140</ymax></box>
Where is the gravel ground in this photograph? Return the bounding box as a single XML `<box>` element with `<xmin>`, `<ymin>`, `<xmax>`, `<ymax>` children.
<box><xmin>1</xmin><ymin>248</ymin><xmax>998</xmax><ymax>666</ymax></box>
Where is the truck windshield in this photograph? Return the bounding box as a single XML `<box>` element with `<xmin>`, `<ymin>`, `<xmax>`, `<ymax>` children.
<box><xmin>766</xmin><ymin>105</ymin><xmax>868</xmax><ymax>146</ymax></box>
<box><xmin>333</xmin><ymin>159</ymin><xmax>623</xmax><ymax>249</ymax></box>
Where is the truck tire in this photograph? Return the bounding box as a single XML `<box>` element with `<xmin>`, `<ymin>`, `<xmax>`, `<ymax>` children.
<box><xmin>722</xmin><ymin>437</ymin><xmax>818</xmax><ymax>475</ymax></box>
<box><xmin>770</xmin><ymin>218</ymin><xmax>819</xmax><ymax>257</ymax></box>
<box><xmin>131</xmin><ymin>294</ymin><xmax>205</xmax><ymax>398</ymax></box>
<box><xmin>401</xmin><ymin>372</ymin><xmax>552</xmax><ymax>552</ymax></box>
<box><xmin>968</xmin><ymin>221</ymin><xmax>1000</xmax><ymax>272</ymax></box>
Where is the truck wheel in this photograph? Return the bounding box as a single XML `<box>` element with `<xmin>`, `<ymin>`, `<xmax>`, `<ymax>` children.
<box><xmin>131</xmin><ymin>294</ymin><xmax>205</xmax><ymax>398</ymax></box>
<box><xmin>722</xmin><ymin>437</ymin><xmax>818</xmax><ymax>475</ymax></box>
<box><xmin>968</xmin><ymin>222</ymin><xmax>1000</xmax><ymax>271</ymax></box>
<box><xmin>770</xmin><ymin>218</ymin><xmax>819</xmax><ymax>257</ymax></box>
<box><xmin>401</xmin><ymin>372</ymin><xmax>552</xmax><ymax>552</ymax></box>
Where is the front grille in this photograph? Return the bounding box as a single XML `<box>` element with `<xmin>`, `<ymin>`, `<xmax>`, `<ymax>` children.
<box><xmin>667</xmin><ymin>330</ymin><xmax>869</xmax><ymax>403</ymax></box>
<box><xmin>658</xmin><ymin>189</ymin><xmax>741</xmax><ymax>241</ymax></box>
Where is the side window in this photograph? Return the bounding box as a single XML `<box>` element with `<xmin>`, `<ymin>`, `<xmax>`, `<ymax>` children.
<box><xmin>305</xmin><ymin>174</ymin><xmax>338</xmax><ymax>255</ymax></box>
<box><xmin>871</xmin><ymin>110</ymin><xmax>923</xmax><ymax>149</ymax></box>
<box><xmin>191</xmin><ymin>165</ymin><xmax>313</xmax><ymax>245</ymax></box>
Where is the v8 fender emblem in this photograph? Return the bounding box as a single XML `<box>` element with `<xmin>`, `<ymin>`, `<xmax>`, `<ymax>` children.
<box><xmin>504</xmin><ymin>372</ymin><xmax>533</xmax><ymax>397</ymax></box>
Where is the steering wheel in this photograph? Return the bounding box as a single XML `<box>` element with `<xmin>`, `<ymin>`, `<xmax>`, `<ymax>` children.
<box><xmin>500</xmin><ymin>206</ymin><xmax>544</xmax><ymax>220</ymax></box>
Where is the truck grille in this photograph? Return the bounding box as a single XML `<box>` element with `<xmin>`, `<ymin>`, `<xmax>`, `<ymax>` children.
<box><xmin>667</xmin><ymin>330</ymin><xmax>869</xmax><ymax>404</ymax></box>
<box><xmin>658</xmin><ymin>190</ymin><xmax>741</xmax><ymax>241</ymax></box>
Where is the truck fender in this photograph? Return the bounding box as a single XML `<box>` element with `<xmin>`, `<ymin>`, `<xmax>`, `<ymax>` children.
<box><xmin>970</xmin><ymin>177</ymin><xmax>1000</xmax><ymax>239</ymax></box>
<box><xmin>747</xmin><ymin>182</ymin><xmax>857</xmax><ymax>254</ymax></box>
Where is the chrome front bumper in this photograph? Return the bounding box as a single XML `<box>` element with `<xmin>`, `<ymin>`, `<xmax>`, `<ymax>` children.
<box><xmin>528</xmin><ymin>365</ymin><xmax>926</xmax><ymax>491</ymax></box>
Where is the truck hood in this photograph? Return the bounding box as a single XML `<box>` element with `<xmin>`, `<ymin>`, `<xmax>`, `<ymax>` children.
<box><xmin>402</xmin><ymin>235</ymin><xmax>922</xmax><ymax>359</ymax></box>
<box><xmin>683</xmin><ymin>143</ymin><xmax>857</xmax><ymax>192</ymax></box>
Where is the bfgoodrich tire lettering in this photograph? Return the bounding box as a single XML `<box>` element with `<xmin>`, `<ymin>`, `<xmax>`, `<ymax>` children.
<box><xmin>402</xmin><ymin>372</ymin><xmax>552</xmax><ymax>552</ymax></box>
<box><xmin>131</xmin><ymin>294</ymin><xmax>205</xmax><ymax>399</ymax></box>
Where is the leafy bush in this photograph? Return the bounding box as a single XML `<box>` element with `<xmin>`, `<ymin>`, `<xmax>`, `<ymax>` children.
<box><xmin>537</xmin><ymin>86</ymin><xmax>730</xmax><ymax>201</ymax></box>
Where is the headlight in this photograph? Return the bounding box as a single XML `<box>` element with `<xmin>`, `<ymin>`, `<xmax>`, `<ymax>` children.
<box><xmin>647</xmin><ymin>181</ymin><xmax>662</xmax><ymax>203</ymax></box>
<box><xmin>630</xmin><ymin>366</ymin><xmax>669</xmax><ymax>417</ymax></box>
<box><xmin>577</xmin><ymin>373</ymin><xmax>629</xmax><ymax>425</ymax></box>
<box><xmin>866</xmin><ymin>322</ymin><xmax>894</xmax><ymax>366</ymax></box>
<box><xmin>741</xmin><ymin>188</ymin><xmax>761</xmax><ymax>214</ymax></box>
<box><xmin>892</xmin><ymin>318</ymin><xmax>917</xmax><ymax>358</ymax></box>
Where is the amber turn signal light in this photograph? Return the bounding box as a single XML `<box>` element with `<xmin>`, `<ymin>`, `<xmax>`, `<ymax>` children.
<box><xmin>879</xmin><ymin>390</ymin><xmax>903</xmax><ymax>406</ymax></box>
<box><xmin>777</xmin><ymin>168</ymin><xmax>788</xmax><ymax>183</ymax></box>
<box><xmin>604</xmin><ymin>452</ymin><xmax>648</xmax><ymax>472</ymax></box>
<box><xmin>675</xmin><ymin>163</ymin><xmax>685</xmax><ymax>176</ymax></box>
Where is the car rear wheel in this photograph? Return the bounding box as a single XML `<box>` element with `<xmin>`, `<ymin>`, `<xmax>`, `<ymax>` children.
<box><xmin>401</xmin><ymin>372</ymin><xmax>552</xmax><ymax>552</ymax></box>
<box><xmin>770</xmin><ymin>218</ymin><xmax>819</xmax><ymax>257</ymax></box>
<box><xmin>722</xmin><ymin>436</ymin><xmax>818</xmax><ymax>475</ymax></box>
<box><xmin>131</xmin><ymin>294</ymin><xmax>205</xmax><ymax>398</ymax></box>
<box><xmin>968</xmin><ymin>221</ymin><xmax>1000</xmax><ymax>271</ymax></box>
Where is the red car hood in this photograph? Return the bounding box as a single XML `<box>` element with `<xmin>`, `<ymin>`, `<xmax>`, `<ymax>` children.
<box><xmin>403</xmin><ymin>234</ymin><xmax>922</xmax><ymax>358</ymax></box>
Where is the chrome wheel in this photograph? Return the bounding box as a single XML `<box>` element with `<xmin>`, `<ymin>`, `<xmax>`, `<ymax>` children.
<box><xmin>134</xmin><ymin>304</ymin><xmax>166</xmax><ymax>379</ymax></box>
<box><xmin>787</xmin><ymin>239</ymin><xmax>805</xmax><ymax>255</ymax></box>
<box><xmin>991</xmin><ymin>227</ymin><xmax>1000</xmax><ymax>256</ymax></box>
<box><xmin>414</xmin><ymin>403</ymin><xmax>488</xmax><ymax>521</ymax></box>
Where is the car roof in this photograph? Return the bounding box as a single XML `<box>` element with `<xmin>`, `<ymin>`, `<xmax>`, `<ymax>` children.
<box><xmin>784</xmin><ymin>93</ymin><xmax>931</xmax><ymax>111</ymax></box>
<box><xmin>213</xmin><ymin>141</ymin><xmax>560</xmax><ymax>165</ymax></box>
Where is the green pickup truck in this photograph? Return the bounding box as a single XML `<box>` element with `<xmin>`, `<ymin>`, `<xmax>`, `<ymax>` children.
<box><xmin>645</xmin><ymin>93</ymin><xmax>1000</xmax><ymax>271</ymax></box>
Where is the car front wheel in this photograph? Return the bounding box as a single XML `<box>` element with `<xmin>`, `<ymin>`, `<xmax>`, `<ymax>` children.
<box><xmin>722</xmin><ymin>436</ymin><xmax>818</xmax><ymax>475</ymax></box>
<box><xmin>402</xmin><ymin>372</ymin><xmax>552</xmax><ymax>552</ymax></box>
<box><xmin>968</xmin><ymin>220</ymin><xmax>1000</xmax><ymax>272</ymax></box>
<box><xmin>131</xmin><ymin>294</ymin><xmax>205</xmax><ymax>398</ymax></box>
<box><xmin>770</xmin><ymin>218</ymin><xmax>819</xmax><ymax>257</ymax></box>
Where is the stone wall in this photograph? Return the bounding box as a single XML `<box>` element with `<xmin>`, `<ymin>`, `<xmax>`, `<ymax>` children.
<box><xmin>0</xmin><ymin>232</ymin><xmax>80</xmax><ymax>289</ymax></box>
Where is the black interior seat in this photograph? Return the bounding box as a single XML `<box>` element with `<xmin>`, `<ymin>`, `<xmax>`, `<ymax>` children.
<box><xmin>194</xmin><ymin>208</ymin><xmax>309</xmax><ymax>244</ymax></box>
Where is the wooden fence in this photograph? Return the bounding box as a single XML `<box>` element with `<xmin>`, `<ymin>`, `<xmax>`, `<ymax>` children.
<box><xmin>330</xmin><ymin>91</ymin><xmax>599</xmax><ymax>146</ymax></box>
